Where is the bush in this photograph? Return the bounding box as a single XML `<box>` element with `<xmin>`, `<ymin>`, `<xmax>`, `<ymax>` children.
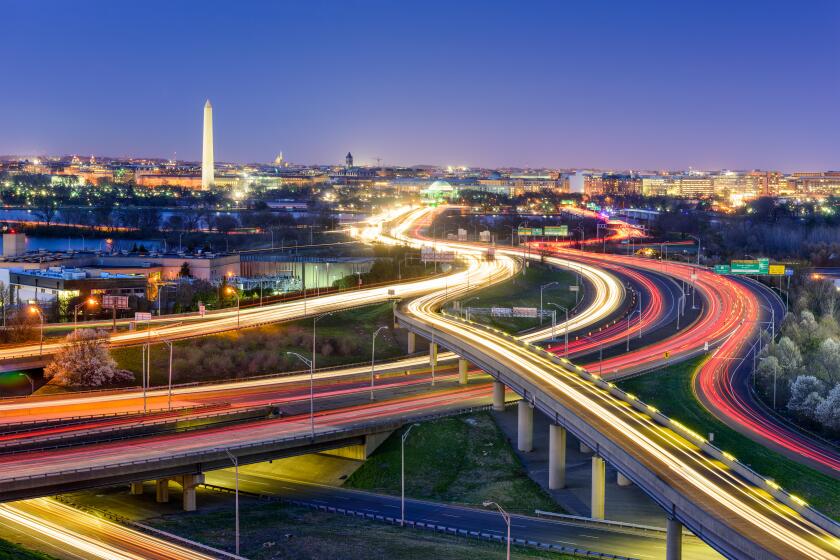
<box><xmin>44</xmin><ymin>329</ymin><xmax>134</xmax><ymax>387</ymax></box>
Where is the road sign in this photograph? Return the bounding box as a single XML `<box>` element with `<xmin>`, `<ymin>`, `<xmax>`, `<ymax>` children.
<box><xmin>135</xmin><ymin>312</ymin><xmax>152</xmax><ymax>322</ymax></box>
<box><xmin>785</xmin><ymin>268</ymin><xmax>794</xmax><ymax>277</ymax></box>
<box><xmin>517</xmin><ymin>227</ymin><xmax>544</xmax><ymax>236</ymax></box>
<box><xmin>768</xmin><ymin>265</ymin><xmax>785</xmax><ymax>276</ymax></box>
<box><xmin>569</xmin><ymin>285</ymin><xmax>579</xmax><ymax>292</ymax></box>
<box><xmin>713</xmin><ymin>265</ymin><xmax>730</xmax><ymax>274</ymax></box>
<box><xmin>664</xmin><ymin>351</ymin><xmax>670</xmax><ymax>359</ymax></box>
<box><xmin>544</xmin><ymin>225</ymin><xmax>569</xmax><ymax>236</ymax></box>
<box><xmin>730</xmin><ymin>260</ymin><xmax>761</xmax><ymax>274</ymax></box>
<box><xmin>491</xmin><ymin>307</ymin><xmax>512</xmax><ymax>317</ymax></box>
<box><xmin>198</xmin><ymin>303</ymin><xmax>206</xmax><ymax>317</ymax></box>
<box><xmin>758</xmin><ymin>258</ymin><xmax>770</xmax><ymax>274</ymax></box>
<box><xmin>512</xmin><ymin>307</ymin><xmax>538</xmax><ymax>318</ymax></box>
<box><xmin>102</xmin><ymin>295</ymin><xmax>129</xmax><ymax>309</ymax></box>
<box><xmin>420</xmin><ymin>247</ymin><xmax>455</xmax><ymax>263</ymax></box>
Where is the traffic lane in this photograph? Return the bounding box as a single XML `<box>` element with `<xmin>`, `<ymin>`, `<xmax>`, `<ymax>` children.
<box><xmin>205</xmin><ymin>472</ymin><xmax>718</xmax><ymax>560</ymax></box>
<box><xmin>0</xmin><ymin>498</ymin><xmax>213</xmax><ymax>560</ymax></box>
<box><xmin>0</xmin><ymin>385</ymin><xmax>495</xmax><ymax>481</ymax></box>
<box><xmin>408</xmin><ymin>296</ymin><xmax>839</xmax><ymax>559</ymax></box>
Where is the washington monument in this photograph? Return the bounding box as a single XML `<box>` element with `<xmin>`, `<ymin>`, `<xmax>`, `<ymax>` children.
<box><xmin>202</xmin><ymin>99</ymin><xmax>214</xmax><ymax>189</ymax></box>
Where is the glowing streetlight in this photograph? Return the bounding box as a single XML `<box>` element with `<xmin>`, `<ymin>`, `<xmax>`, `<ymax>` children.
<box><xmin>28</xmin><ymin>304</ymin><xmax>44</xmax><ymax>357</ymax></box>
<box><xmin>224</xmin><ymin>286</ymin><xmax>240</xmax><ymax>328</ymax></box>
<box><xmin>73</xmin><ymin>297</ymin><xmax>98</xmax><ymax>332</ymax></box>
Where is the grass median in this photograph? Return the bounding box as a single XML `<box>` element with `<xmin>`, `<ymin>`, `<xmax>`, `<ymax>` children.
<box><xmin>619</xmin><ymin>357</ymin><xmax>840</xmax><ymax>520</ymax></box>
<box><xmin>455</xmin><ymin>263</ymin><xmax>579</xmax><ymax>334</ymax></box>
<box><xmin>111</xmin><ymin>303</ymin><xmax>405</xmax><ymax>386</ymax></box>
<box><xmin>0</xmin><ymin>539</ymin><xmax>56</xmax><ymax>560</ymax></box>
<box><xmin>344</xmin><ymin>412</ymin><xmax>561</xmax><ymax>515</ymax></box>
<box><xmin>148</xmin><ymin>502</ymin><xmax>573</xmax><ymax>560</ymax></box>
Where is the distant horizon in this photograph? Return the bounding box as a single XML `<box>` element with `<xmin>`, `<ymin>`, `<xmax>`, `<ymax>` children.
<box><xmin>2</xmin><ymin>1</ymin><xmax>838</xmax><ymax>171</ymax></box>
<box><xmin>1</xmin><ymin>152</ymin><xmax>836</xmax><ymax>175</ymax></box>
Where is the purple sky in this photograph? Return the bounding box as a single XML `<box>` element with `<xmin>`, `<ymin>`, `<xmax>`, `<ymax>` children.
<box><xmin>1</xmin><ymin>0</ymin><xmax>838</xmax><ymax>171</ymax></box>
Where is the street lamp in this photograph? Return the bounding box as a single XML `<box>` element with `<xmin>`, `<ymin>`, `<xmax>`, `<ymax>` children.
<box><xmin>460</xmin><ymin>296</ymin><xmax>479</xmax><ymax>321</ymax></box>
<box><xmin>73</xmin><ymin>297</ymin><xmax>98</xmax><ymax>332</ymax></box>
<box><xmin>163</xmin><ymin>340</ymin><xmax>174</xmax><ymax>411</ymax></box>
<box><xmin>287</xmin><ymin>351</ymin><xmax>315</xmax><ymax>438</ymax></box>
<box><xmin>401</xmin><ymin>423</ymin><xmax>419</xmax><ymax>527</ymax></box>
<box><xmin>539</xmin><ymin>282</ymin><xmax>559</xmax><ymax>324</ymax></box>
<box><xmin>28</xmin><ymin>304</ymin><xmax>44</xmax><ymax>357</ymax></box>
<box><xmin>759</xmin><ymin>356</ymin><xmax>780</xmax><ymax>410</ymax></box>
<box><xmin>686</xmin><ymin>234</ymin><xmax>701</xmax><ymax>265</ymax></box>
<box><xmin>224</xmin><ymin>286</ymin><xmax>240</xmax><ymax>328</ymax></box>
<box><xmin>547</xmin><ymin>303</ymin><xmax>569</xmax><ymax>356</ymax></box>
<box><xmin>370</xmin><ymin>326</ymin><xmax>387</xmax><ymax>401</ymax></box>
<box><xmin>482</xmin><ymin>501</ymin><xmax>511</xmax><ymax>560</ymax></box>
<box><xmin>224</xmin><ymin>449</ymin><xmax>240</xmax><ymax>556</ymax></box>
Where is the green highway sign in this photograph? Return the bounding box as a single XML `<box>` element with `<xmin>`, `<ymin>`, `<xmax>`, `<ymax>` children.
<box><xmin>714</xmin><ymin>264</ymin><xmax>730</xmax><ymax>274</ymax></box>
<box><xmin>544</xmin><ymin>225</ymin><xmax>568</xmax><ymax>236</ymax></box>
<box><xmin>518</xmin><ymin>227</ymin><xmax>543</xmax><ymax>236</ymax></box>
<box><xmin>729</xmin><ymin>258</ymin><xmax>771</xmax><ymax>275</ymax></box>
<box><xmin>730</xmin><ymin>260</ymin><xmax>762</xmax><ymax>274</ymax></box>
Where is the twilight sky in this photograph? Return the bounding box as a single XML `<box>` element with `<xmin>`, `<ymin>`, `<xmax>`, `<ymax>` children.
<box><xmin>2</xmin><ymin>0</ymin><xmax>838</xmax><ymax>171</ymax></box>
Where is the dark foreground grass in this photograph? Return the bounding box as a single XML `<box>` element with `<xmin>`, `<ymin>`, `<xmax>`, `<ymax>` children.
<box><xmin>345</xmin><ymin>412</ymin><xmax>561</xmax><ymax>515</ymax></box>
<box><xmin>619</xmin><ymin>357</ymin><xmax>840</xmax><ymax>520</ymax></box>
<box><xmin>0</xmin><ymin>539</ymin><xmax>56</xmax><ymax>560</ymax></box>
<box><xmin>461</xmin><ymin>264</ymin><xmax>578</xmax><ymax>334</ymax></box>
<box><xmin>149</xmin><ymin>502</ymin><xmax>572</xmax><ymax>560</ymax></box>
<box><xmin>111</xmin><ymin>303</ymin><xmax>404</xmax><ymax>386</ymax></box>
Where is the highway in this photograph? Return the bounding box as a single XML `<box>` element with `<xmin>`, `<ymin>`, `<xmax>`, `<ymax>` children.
<box><xmin>204</xmin><ymin>472</ymin><xmax>721</xmax><ymax>560</ymax></box>
<box><xmin>0</xmin><ymin>498</ymin><xmax>214</xmax><ymax>560</ymax></box>
<box><xmin>394</xmin><ymin>216</ymin><xmax>840</xmax><ymax>559</ymax></box>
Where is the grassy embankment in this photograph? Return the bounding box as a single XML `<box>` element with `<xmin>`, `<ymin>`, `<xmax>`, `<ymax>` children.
<box><xmin>148</xmin><ymin>503</ymin><xmax>574</xmax><ymax>560</ymax></box>
<box><xmin>0</xmin><ymin>539</ymin><xmax>56</xmax><ymax>560</ymax></box>
<box><xmin>459</xmin><ymin>263</ymin><xmax>578</xmax><ymax>334</ymax></box>
<box><xmin>345</xmin><ymin>412</ymin><xmax>561</xmax><ymax>515</ymax></box>
<box><xmin>619</xmin><ymin>357</ymin><xmax>840</xmax><ymax>520</ymax></box>
<box><xmin>111</xmin><ymin>303</ymin><xmax>404</xmax><ymax>386</ymax></box>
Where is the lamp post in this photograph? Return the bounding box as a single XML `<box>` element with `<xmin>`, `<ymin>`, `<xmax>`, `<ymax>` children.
<box><xmin>539</xmin><ymin>282</ymin><xmax>559</xmax><ymax>325</ymax></box>
<box><xmin>401</xmin><ymin>423</ymin><xmax>419</xmax><ymax>527</ymax></box>
<box><xmin>460</xmin><ymin>296</ymin><xmax>479</xmax><ymax>321</ymax></box>
<box><xmin>224</xmin><ymin>449</ymin><xmax>240</xmax><ymax>556</ymax></box>
<box><xmin>482</xmin><ymin>501</ymin><xmax>511</xmax><ymax>560</ymax></box>
<box><xmin>224</xmin><ymin>286</ymin><xmax>240</xmax><ymax>328</ymax></box>
<box><xmin>759</xmin><ymin>356</ymin><xmax>779</xmax><ymax>409</ymax></box>
<box><xmin>287</xmin><ymin>351</ymin><xmax>315</xmax><ymax>438</ymax></box>
<box><xmin>163</xmin><ymin>340</ymin><xmax>174</xmax><ymax>410</ymax></box>
<box><xmin>370</xmin><ymin>326</ymin><xmax>387</xmax><ymax>401</ymax></box>
<box><xmin>73</xmin><ymin>297</ymin><xmax>98</xmax><ymax>332</ymax></box>
<box><xmin>547</xmin><ymin>303</ymin><xmax>569</xmax><ymax>356</ymax></box>
<box><xmin>28</xmin><ymin>304</ymin><xmax>44</xmax><ymax>357</ymax></box>
<box><xmin>687</xmin><ymin>234</ymin><xmax>701</xmax><ymax>265</ymax></box>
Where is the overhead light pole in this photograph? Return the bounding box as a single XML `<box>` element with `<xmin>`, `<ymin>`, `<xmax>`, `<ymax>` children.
<box><xmin>287</xmin><ymin>351</ymin><xmax>315</xmax><ymax>438</ymax></box>
<box><xmin>547</xmin><ymin>303</ymin><xmax>569</xmax><ymax>356</ymax></box>
<box><xmin>28</xmin><ymin>304</ymin><xmax>44</xmax><ymax>357</ymax></box>
<box><xmin>482</xmin><ymin>501</ymin><xmax>511</xmax><ymax>560</ymax></box>
<box><xmin>370</xmin><ymin>326</ymin><xmax>387</xmax><ymax>400</ymax></box>
<box><xmin>73</xmin><ymin>297</ymin><xmax>98</xmax><ymax>332</ymax></box>
<box><xmin>224</xmin><ymin>449</ymin><xmax>240</xmax><ymax>556</ymax></box>
<box><xmin>401</xmin><ymin>423</ymin><xmax>419</xmax><ymax>527</ymax></box>
<box><xmin>539</xmin><ymin>282</ymin><xmax>559</xmax><ymax>325</ymax></box>
<box><xmin>224</xmin><ymin>286</ymin><xmax>240</xmax><ymax>328</ymax></box>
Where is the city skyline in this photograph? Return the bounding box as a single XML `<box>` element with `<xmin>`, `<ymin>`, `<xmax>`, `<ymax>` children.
<box><xmin>1</xmin><ymin>0</ymin><xmax>838</xmax><ymax>171</ymax></box>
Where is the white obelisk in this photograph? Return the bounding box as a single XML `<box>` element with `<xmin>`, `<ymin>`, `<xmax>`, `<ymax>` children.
<box><xmin>201</xmin><ymin>99</ymin><xmax>214</xmax><ymax>189</ymax></box>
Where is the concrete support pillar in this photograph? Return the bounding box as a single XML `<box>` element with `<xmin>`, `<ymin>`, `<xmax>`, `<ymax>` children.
<box><xmin>492</xmin><ymin>381</ymin><xmax>505</xmax><ymax>411</ymax></box>
<box><xmin>130</xmin><ymin>481</ymin><xmax>144</xmax><ymax>495</ymax></box>
<box><xmin>617</xmin><ymin>472</ymin><xmax>632</xmax><ymax>487</ymax></box>
<box><xmin>180</xmin><ymin>474</ymin><xmax>204</xmax><ymax>512</ymax></box>
<box><xmin>156</xmin><ymin>479</ymin><xmax>170</xmax><ymax>503</ymax></box>
<box><xmin>458</xmin><ymin>358</ymin><xmax>469</xmax><ymax>385</ymax></box>
<box><xmin>548</xmin><ymin>424</ymin><xmax>567</xmax><ymax>489</ymax></box>
<box><xmin>517</xmin><ymin>401</ymin><xmax>534</xmax><ymax>453</ymax></box>
<box><xmin>580</xmin><ymin>441</ymin><xmax>592</xmax><ymax>454</ymax></box>
<box><xmin>666</xmin><ymin>518</ymin><xmax>683</xmax><ymax>560</ymax></box>
<box><xmin>407</xmin><ymin>331</ymin><xmax>416</xmax><ymax>354</ymax></box>
<box><xmin>429</xmin><ymin>342</ymin><xmax>438</xmax><ymax>366</ymax></box>
<box><xmin>591</xmin><ymin>456</ymin><xmax>605</xmax><ymax>519</ymax></box>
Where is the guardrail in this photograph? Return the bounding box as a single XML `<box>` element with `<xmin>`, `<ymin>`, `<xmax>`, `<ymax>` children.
<box><xmin>0</xmin><ymin>404</ymin><xmax>494</xmax><ymax>486</ymax></box>
<box><xmin>405</xmin><ymin>308</ymin><xmax>840</xmax><ymax>540</ymax></box>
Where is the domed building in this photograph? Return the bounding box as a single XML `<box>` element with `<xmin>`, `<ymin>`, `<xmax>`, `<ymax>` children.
<box><xmin>422</xmin><ymin>180</ymin><xmax>458</xmax><ymax>202</ymax></box>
